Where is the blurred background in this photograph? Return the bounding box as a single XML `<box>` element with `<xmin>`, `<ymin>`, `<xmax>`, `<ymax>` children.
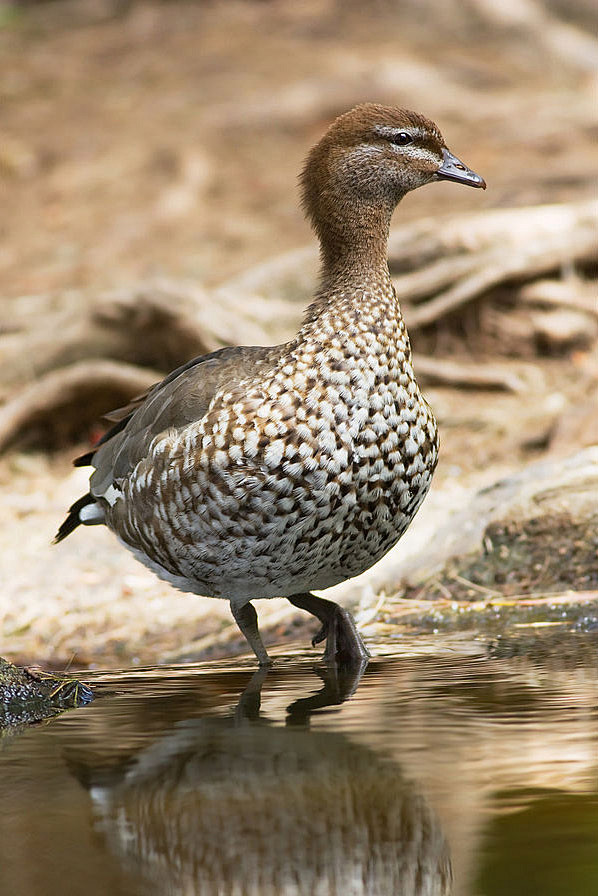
<box><xmin>1</xmin><ymin>0</ymin><xmax>596</xmax><ymax>296</ymax></box>
<box><xmin>0</xmin><ymin>0</ymin><xmax>596</xmax><ymax>667</ymax></box>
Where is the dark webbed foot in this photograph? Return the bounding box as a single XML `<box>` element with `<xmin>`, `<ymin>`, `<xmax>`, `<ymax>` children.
<box><xmin>288</xmin><ymin>592</ymin><xmax>370</xmax><ymax>663</ymax></box>
<box><xmin>319</xmin><ymin>604</ymin><xmax>370</xmax><ymax>663</ymax></box>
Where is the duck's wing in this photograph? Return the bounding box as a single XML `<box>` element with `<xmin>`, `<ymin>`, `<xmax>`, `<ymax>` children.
<box><xmin>56</xmin><ymin>344</ymin><xmax>273</xmax><ymax>542</ymax></box>
<box><xmin>85</xmin><ymin>344</ymin><xmax>273</xmax><ymax>498</ymax></box>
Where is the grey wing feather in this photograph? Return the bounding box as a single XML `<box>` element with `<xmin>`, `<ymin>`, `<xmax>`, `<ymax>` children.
<box><xmin>88</xmin><ymin>344</ymin><xmax>271</xmax><ymax>497</ymax></box>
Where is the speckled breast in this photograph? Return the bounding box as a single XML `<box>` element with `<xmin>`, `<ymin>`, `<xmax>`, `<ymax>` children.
<box><xmin>109</xmin><ymin>294</ymin><xmax>438</xmax><ymax>601</ymax></box>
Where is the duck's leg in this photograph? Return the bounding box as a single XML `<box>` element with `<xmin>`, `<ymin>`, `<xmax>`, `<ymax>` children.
<box><xmin>287</xmin><ymin>592</ymin><xmax>370</xmax><ymax>663</ymax></box>
<box><xmin>230</xmin><ymin>601</ymin><xmax>272</xmax><ymax>666</ymax></box>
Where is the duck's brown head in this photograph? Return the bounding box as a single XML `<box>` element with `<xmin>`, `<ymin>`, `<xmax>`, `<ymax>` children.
<box><xmin>301</xmin><ymin>104</ymin><xmax>485</xmax><ymax>269</ymax></box>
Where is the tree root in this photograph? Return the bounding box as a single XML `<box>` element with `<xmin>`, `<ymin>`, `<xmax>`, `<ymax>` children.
<box><xmin>0</xmin><ymin>361</ymin><xmax>159</xmax><ymax>453</ymax></box>
<box><xmin>0</xmin><ymin>200</ymin><xmax>595</xmax><ymax>453</ymax></box>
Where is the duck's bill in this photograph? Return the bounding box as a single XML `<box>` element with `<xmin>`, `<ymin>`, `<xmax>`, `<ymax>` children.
<box><xmin>436</xmin><ymin>147</ymin><xmax>486</xmax><ymax>189</ymax></box>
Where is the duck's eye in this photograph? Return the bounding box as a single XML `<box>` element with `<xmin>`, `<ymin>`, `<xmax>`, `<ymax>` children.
<box><xmin>389</xmin><ymin>132</ymin><xmax>413</xmax><ymax>146</ymax></box>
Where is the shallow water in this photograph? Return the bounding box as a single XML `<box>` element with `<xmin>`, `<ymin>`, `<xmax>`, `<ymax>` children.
<box><xmin>1</xmin><ymin>635</ymin><xmax>597</xmax><ymax>896</ymax></box>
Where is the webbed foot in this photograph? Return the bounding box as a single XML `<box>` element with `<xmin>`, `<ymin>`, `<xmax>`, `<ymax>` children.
<box><xmin>288</xmin><ymin>592</ymin><xmax>370</xmax><ymax>664</ymax></box>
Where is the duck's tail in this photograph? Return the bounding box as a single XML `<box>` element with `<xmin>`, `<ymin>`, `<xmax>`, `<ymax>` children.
<box><xmin>54</xmin><ymin>494</ymin><xmax>105</xmax><ymax>543</ymax></box>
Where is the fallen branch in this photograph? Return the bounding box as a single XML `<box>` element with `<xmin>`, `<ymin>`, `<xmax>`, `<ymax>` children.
<box><xmin>387</xmin><ymin>200</ymin><xmax>597</xmax><ymax>270</ymax></box>
<box><xmin>214</xmin><ymin>201</ymin><xmax>598</xmax><ymax>334</ymax></box>
<box><xmin>393</xmin><ymin>201</ymin><xmax>598</xmax><ymax>329</ymax></box>
<box><xmin>0</xmin><ymin>361</ymin><xmax>160</xmax><ymax>453</ymax></box>
<box><xmin>518</xmin><ymin>279</ymin><xmax>598</xmax><ymax>317</ymax></box>
<box><xmin>0</xmin><ymin>279</ymin><xmax>285</xmax><ymax>391</ymax></box>
<box><xmin>413</xmin><ymin>355</ymin><xmax>533</xmax><ymax>392</ymax></box>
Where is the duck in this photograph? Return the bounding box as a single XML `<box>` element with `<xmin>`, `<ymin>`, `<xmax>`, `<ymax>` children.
<box><xmin>56</xmin><ymin>104</ymin><xmax>486</xmax><ymax>666</ymax></box>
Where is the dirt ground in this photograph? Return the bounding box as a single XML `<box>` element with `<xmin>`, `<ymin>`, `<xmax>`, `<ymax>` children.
<box><xmin>0</xmin><ymin>0</ymin><xmax>596</xmax><ymax>668</ymax></box>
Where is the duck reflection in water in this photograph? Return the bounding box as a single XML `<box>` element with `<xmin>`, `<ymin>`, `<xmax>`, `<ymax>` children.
<box><xmin>71</xmin><ymin>662</ymin><xmax>451</xmax><ymax>896</ymax></box>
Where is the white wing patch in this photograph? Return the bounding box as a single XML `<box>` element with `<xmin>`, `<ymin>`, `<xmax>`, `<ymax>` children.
<box><xmin>101</xmin><ymin>483</ymin><xmax>123</xmax><ymax>507</ymax></box>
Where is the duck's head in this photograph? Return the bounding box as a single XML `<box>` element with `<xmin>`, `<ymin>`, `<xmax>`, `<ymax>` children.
<box><xmin>301</xmin><ymin>104</ymin><xmax>485</xmax><ymax>263</ymax></box>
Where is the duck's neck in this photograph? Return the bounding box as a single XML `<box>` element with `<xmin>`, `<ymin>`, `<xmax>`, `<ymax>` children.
<box><xmin>299</xmin><ymin>201</ymin><xmax>399</xmax><ymax>333</ymax></box>
<box><xmin>317</xmin><ymin>204</ymin><xmax>393</xmax><ymax>289</ymax></box>
<box><xmin>297</xmin><ymin>215</ymin><xmax>409</xmax><ymax>355</ymax></box>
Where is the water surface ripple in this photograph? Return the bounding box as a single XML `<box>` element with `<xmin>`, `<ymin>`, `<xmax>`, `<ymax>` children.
<box><xmin>1</xmin><ymin>636</ymin><xmax>596</xmax><ymax>896</ymax></box>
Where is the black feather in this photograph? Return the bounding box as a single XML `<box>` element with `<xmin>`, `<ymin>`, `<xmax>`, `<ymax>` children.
<box><xmin>54</xmin><ymin>494</ymin><xmax>96</xmax><ymax>543</ymax></box>
<box><xmin>73</xmin><ymin>451</ymin><xmax>95</xmax><ymax>468</ymax></box>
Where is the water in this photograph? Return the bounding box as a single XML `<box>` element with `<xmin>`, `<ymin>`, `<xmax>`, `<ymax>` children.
<box><xmin>1</xmin><ymin>635</ymin><xmax>597</xmax><ymax>896</ymax></box>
